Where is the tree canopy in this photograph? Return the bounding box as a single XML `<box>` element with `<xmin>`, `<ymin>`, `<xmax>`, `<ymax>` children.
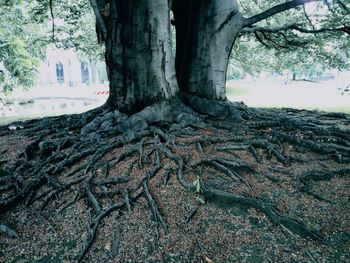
<box><xmin>229</xmin><ymin>0</ymin><xmax>350</xmax><ymax>78</ymax></box>
<box><xmin>1</xmin><ymin>0</ymin><xmax>349</xmax><ymax>93</ymax></box>
<box><xmin>0</xmin><ymin>0</ymin><xmax>47</xmax><ymax>93</ymax></box>
<box><xmin>0</xmin><ymin>0</ymin><xmax>103</xmax><ymax>93</ymax></box>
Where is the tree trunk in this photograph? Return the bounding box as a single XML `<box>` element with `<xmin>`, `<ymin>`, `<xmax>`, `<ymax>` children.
<box><xmin>172</xmin><ymin>0</ymin><xmax>243</xmax><ymax>101</ymax></box>
<box><xmin>103</xmin><ymin>0</ymin><xmax>178</xmax><ymax>113</ymax></box>
<box><xmin>96</xmin><ymin>0</ymin><xmax>244</xmax><ymax>114</ymax></box>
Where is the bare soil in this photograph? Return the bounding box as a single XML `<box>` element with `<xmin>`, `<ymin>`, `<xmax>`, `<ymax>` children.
<box><xmin>0</xmin><ymin>106</ymin><xmax>349</xmax><ymax>263</ymax></box>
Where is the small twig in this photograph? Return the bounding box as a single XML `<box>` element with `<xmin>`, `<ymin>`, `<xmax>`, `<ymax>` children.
<box><xmin>110</xmin><ymin>222</ymin><xmax>122</xmax><ymax>259</ymax></box>
<box><xmin>123</xmin><ymin>189</ymin><xmax>132</xmax><ymax>214</ymax></box>
<box><xmin>185</xmin><ymin>207</ymin><xmax>198</xmax><ymax>223</ymax></box>
<box><xmin>138</xmin><ymin>139</ymin><xmax>145</xmax><ymax>169</ymax></box>
<box><xmin>196</xmin><ymin>142</ymin><xmax>204</xmax><ymax>156</ymax></box>
<box><xmin>161</xmin><ymin>169</ymin><xmax>172</xmax><ymax>185</ymax></box>
<box><xmin>57</xmin><ymin>192</ymin><xmax>83</xmax><ymax>213</ymax></box>
<box><xmin>305</xmin><ymin>250</ymin><xmax>318</xmax><ymax>263</ymax></box>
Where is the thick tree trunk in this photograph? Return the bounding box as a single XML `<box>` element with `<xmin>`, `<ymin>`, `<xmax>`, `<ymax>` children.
<box><xmin>102</xmin><ymin>0</ymin><xmax>178</xmax><ymax>113</ymax></box>
<box><xmin>94</xmin><ymin>0</ymin><xmax>244</xmax><ymax>114</ymax></box>
<box><xmin>172</xmin><ymin>0</ymin><xmax>243</xmax><ymax>100</ymax></box>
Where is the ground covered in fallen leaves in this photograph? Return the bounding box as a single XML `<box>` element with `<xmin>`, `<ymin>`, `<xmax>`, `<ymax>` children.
<box><xmin>0</xmin><ymin>105</ymin><xmax>349</xmax><ymax>263</ymax></box>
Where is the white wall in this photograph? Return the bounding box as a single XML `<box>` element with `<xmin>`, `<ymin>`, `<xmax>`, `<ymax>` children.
<box><xmin>37</xmin><ymin>48</ymin><xmax>106</xmax><ymax>88</ymax></box>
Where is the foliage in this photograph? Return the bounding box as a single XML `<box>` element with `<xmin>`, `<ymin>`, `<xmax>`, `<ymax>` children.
<box><xmin>27</xmin><ymin>0</ymin><xmax>104</xmax><ymax>60</ymax></box>
<box><xmin>48</xmin><ymin>0</ymin><xmax>104</xmax><ymax>60</ymax></box>
<box><xmin>193</xmin><ymin>176</ymin><xmax>202</xmax><ymax>193</ymax></box>
<box><xmin>1</xmin><ymin>0</ymin><xmax>349</xmax><ymax>89</ymax></box>
<box><xmin>228</xmin><ymin>0</ymin><xmax>350</xmax><ymax>79</ymax></box>
<box><xmin>0</xmin><ymin>0</ymin><xmax>47</xmax><ymax>93</ymax></box>
<box><xmin>0</xmin><ymin>0</ymin><xmax>104</xmax><ymax>94</ymax></box>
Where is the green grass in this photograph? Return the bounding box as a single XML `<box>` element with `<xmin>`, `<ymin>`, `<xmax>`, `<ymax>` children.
<box><xmin>0</xmin><ymin>113</ymin><xmax>61</xmax><ymax>126</ymax></box>
<box><xmin>226</xmin><ymin>85</ymin><xmax>250</xmax><ymax>97</ymax></box>
<box><xmin>256</xmin><ymin>105</ymin><xmax>350</xmax><ymax>114</ymax></box>
<box><xmin>1</xmin><ymin>81</ymin><xmax>349</xmax><ymax>126</ymax></box>
<box><xmin>226</xmin><ymin>81</ymin><xmax>350</xmax><ymax>114</ymax></box>
<box><xmin>0</xmin><ymin>115</ymin><xmax>39</xmax><ymax>126</ymax></box>
<box><xmin>1</xmin><ymin>105</ymin><xmax>349</xmax><ymax>127</ymax></box>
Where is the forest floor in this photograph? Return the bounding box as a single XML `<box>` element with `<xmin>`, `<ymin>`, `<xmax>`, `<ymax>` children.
<box><xmin>0</xmin><ymin>104</ymin><xmax>349</xmax><ymax>263</ymax></box>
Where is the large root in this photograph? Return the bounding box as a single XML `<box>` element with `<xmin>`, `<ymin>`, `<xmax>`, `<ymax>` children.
<box><xmin>0</xmin><ymin>100</ymin><xmax>349</xmax><ymax>262</ymax></box>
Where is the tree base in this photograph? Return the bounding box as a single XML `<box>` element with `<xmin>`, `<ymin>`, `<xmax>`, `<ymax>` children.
<box><xmin>0</xmin><ymin>101</ymin><xmax>350</xmax><ymax>262</ymax></box>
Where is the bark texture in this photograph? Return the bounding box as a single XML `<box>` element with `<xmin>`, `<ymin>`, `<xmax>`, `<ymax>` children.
<box><xmin>103</xmin><ymin>0</ymin><xmax>178</xmax><ymax>113</ymax></box>
<box><xmin>173</xmin><ymin>0</ymin><xmax>243</xmax><ymax>100</ymax></box>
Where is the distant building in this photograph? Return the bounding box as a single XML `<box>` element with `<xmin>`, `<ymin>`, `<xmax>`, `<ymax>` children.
<box><xmin>37</xmin><ymin>48</ymin><xmax>108</xmax><ymax>88</ymax></box>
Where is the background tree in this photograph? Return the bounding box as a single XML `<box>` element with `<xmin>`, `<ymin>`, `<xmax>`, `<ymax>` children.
<box><xmin>0</xmin><ymin>0</ymin><xmax>104</xmax><ymax>94</ymax></box>
<box><xmin>0</xmin><ymin>0</ymin><xmax>47</xmax><ymax>93</ymax></box>
<box><xmin>229</xmin><ymin>0</ymin><xmax>350</xmax><ymax>79</ymax></box>
<box><xmin>43</xmin><ymin>0</ymin><xmax>105</xmax><ymax>60</ymax></box>
<box><xmin>1</xmin><ymin>1</ymin><xmax>350</xmax><ymax>262</ymax></box>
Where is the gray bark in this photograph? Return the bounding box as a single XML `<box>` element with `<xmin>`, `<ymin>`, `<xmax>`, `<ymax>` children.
<box><xmin>89</xmin><ymin>0</ymin><xmax>336</xmax><ymax>113</ymax></box>
<box><xmin>173</xmin><ymin>0</ymin><xmax>243</xmax><ymax>100</ymax></box>
<box><xmin>102</xmin><ymin>0</ymin><xmax>178</xmax><ymax>113</ymax></box>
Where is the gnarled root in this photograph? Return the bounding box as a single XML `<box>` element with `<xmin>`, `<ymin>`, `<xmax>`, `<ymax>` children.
<box><xmin>0</xmin><ymin>101</ymin><xmax>349</xmax><ymax>261</ymax></box>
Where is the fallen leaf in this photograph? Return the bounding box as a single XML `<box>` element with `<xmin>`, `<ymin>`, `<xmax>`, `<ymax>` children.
<box><xmin>204</xmin><ymin>256</ymin><xmax>213</xmax><ymax>263</ymax></box>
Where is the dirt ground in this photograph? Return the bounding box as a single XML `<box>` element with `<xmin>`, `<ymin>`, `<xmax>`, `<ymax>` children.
<box><xmin>0</xmin><ymin>108</ymin><xmax>350</xmax><ymax>263</ymax></box>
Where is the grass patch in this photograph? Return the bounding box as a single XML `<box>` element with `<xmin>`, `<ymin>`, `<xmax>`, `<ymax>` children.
<box><xmin>0</xmin><ymin>113</ymin><xmax>62</xmax><ymax>126</ymax></box>
<box><xmin>226</xmin><ymin>84</ymin><xmax>251</xmax><ymax>97</ymax></box>
<box><xmin>258</xmin><ymin>105</ymin><xmax>350</xmax><ymax>114</ymax></box>
<box><xmin>0</xmin><ymin>115</ymin><xmax>39</xmax><ymax>126</ymax></box>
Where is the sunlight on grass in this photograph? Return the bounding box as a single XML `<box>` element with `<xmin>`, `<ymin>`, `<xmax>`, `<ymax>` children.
<box><xmin>226</xmin><ymin>79</ymin><xmax>350</xmax><ymax>114</ymax></box>
<box><xmin>258</xmin><ymin>105</ymin><xmax>350</xmax><ymax>114</ymax></box>
<box><xmin>0</xmin><ymin>114</ymin><xmax>56</xmax><ymax>126</ymax></box>
<box><xmin>1</xmin><ymin>79</ymin><xmax>349</xmax><ymax>126</ymax></box>
<box><xmin>225</xmin><ymin>83</ymin><xmax>251</xmax><ymax>97</ymax></box>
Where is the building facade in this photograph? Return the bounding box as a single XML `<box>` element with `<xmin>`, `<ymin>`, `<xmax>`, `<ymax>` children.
<box><xmin>37</xmin><ymin>48</ymin><xmax>107</xmax><ymax>88</ymax></box>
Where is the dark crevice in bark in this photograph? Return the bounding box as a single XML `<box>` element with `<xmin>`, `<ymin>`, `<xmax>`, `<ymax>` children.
<box><xmin>215</xmin><ymin>10</ymin><xmax>239</xmax><ymax>34</ymax></box>
<box><xmin>104</xmin><ymin>1</ymin><xmax>178</xmax><ymax>113</ymax></box>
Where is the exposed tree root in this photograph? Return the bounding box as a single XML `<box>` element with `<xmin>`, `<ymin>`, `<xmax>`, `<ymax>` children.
<box><xmin>143</xmin><ymin>177</ymin><xmax>169</xmax><ymax>234</ymax></box>
<box><xmin>202</xmin><ymin>187</ymin><xmax>325</xmax><ymax>243</ymax></box>
<box><xmin>1</xmin><ymin>100</ymin><xmax>349</xmax><ymax>261</ymax></box>
<box><xmin>298</xmin><ymin>168</ymin><xmax>350</xmax><ymax>202</ymax></box>
<box><xmin>0</xmin><ymin>224</ymin><xmax>19</xmax><ymax>239</ymax></box>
